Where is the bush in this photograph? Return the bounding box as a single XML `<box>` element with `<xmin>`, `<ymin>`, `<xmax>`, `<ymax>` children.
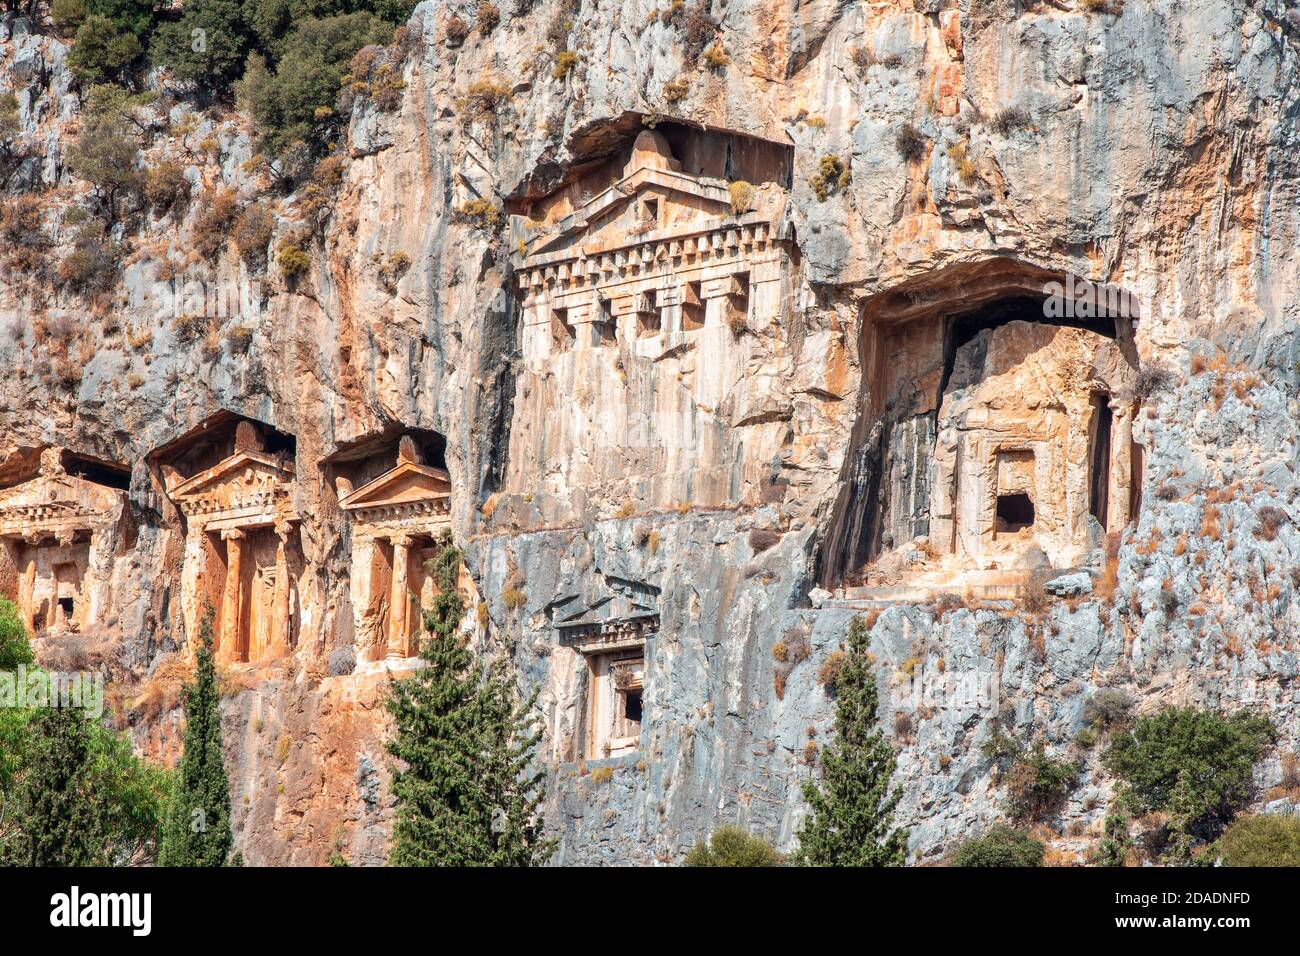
<box><xmin>1254</xmin><ymin>505</ymin><xmax>1288</xmax><ymax>542</ymax></box>
<box><xmin>52</xmin><ymin>0</ymin><xmax>88</xmax><ymax>35</ymax></box>
<box><xmin>1219</xmin><ymin>814</ymin><xmax>1300</xmax><ymax>867</ymax></box>
<box><xmin>67</xmin><ymin>14</ymin><xmax>142</xmax><ymax>85</ymax></box>
<box><xmin>684</xmin><ymin>826</ymin><xmax>781</xmax><ymax>866</ymax></box>
<box><xmin>1104</xmin><ymin>707</ymin><xmax>1276</xmax><ymax>838</ymax></box>
<box><xmin>991</xmin><ymin>106</ymin><xmax>1032</xmax><ymax>136</ymax></box>
<box><xmin>233</xmin><ymin>202</ymin><xmax>276</xmax><ymax>268</ymax></box>
<box><xmin>728</xmin><ymin>180</ymin><xmax>754</xmax><ymax>215</ymax></box>
<box><xmin>552</xmin><ymin>50</ymin><xmax>579</xmax><ymax>80</ymax></box>
<box><xmin>895</xmin><ymin>123</ymin><xmax>926</xmax><ymax>162</ymax></box>
<box><xmin>455</xmin><ymin>198</ymin><xmax>501</xmax><ymax>231</ymax></box>
<box><xmin>67</xmin><ymin>105</ymin><xmax>142</xmax><ymax>222</ymax></box>
<box><xmin>949</xmin><ymin>825</ymin><xmax>1044</xmax><ymax>867</ymax></box>
<box><xmin>1134</xmin><ymin>362</ymin><xmax>1174</xmax><ymax>402</ymax></box>
<box><xmin>0</xmin><ymin>598</ymin><xmax>33</xmax><ymax>670</ymax></box>
<box><xmin>810</xmin><ymin>154</ymin><xmax>850</xmax><ymax>201</ymax></box>
<box><xmin>475</xmin><ymin>1</ymin><xmax>500</xmax><ymax>32</ymax></box>
<box><xmin>144</xmin><ymin>161</ymin><xmax>190</xmax><ymax>216</ymax></box>
<box><xmin>192</xmin><ymin>188</ymin><xmax>240</xmax><ymax>261</ymax></box>
<box><xmin>152</xmin><ymin>0</ymin><xmax>251</xmax><ymax>91</ymax></box>
<box><xmin>238</xmin><ymin>13</ymin><xmax>394</xmax><ymax>156</ymax></box>
<box><xmin>278</xmin><ymin>242</ymin><xmax>312</xmax><ymax>280</ymax></box>
<box><xmin>1004</xmin><ymin>745</ymin><xmax>1077</xmax><ymax>821</ymax></box>
<box><xmin>1082</xmin><ymin>688</ymin><xmax>1132</xmax><ymax>730</ymax></box>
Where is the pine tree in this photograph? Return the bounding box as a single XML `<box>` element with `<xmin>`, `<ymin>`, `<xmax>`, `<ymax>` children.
<box><xmin>794</xmin><ymin>616</ymin><xmax>909</xmax><ymax>866</ymax></box>
<box><xmin>2</xmin><ymin>707</ymin><xmax>105</xmax><ymax>866</ymax></box>
<box><xmin>386</xmin><ymin>546</ymin><xmax>554</xmax><ymax>866</ymax></box>
<box><xmin>158</xmin><ymin>605</ymin><xmax>234</xmax><ymax>866</ymax></box>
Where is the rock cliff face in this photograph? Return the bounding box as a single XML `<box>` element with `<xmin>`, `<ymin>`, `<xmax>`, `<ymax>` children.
<box><xmin>2</xmin><ymin>0</ymin><xmax>1300</xmax><ymax>864</ymax></box>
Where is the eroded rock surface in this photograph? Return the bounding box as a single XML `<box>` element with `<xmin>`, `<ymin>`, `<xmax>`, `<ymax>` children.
<box><xmin>2</xmin><ymin>0</ymin><xmax>1300</xmax><ymax>864</ymax></box>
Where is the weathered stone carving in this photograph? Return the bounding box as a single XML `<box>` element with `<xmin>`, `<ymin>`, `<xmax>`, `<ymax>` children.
<box><xmin>339</xmin><ymin>440</ymin><xmax>454</xmax><ymax>661</ymax></box>
<box><xmin>514</xmin><ymin>130</ymin><xmax>792</xmax><ymax>386</ymax></box>
<box><xmin>551</xmin><ymin>575</ymin><xmax>659</xmax><ymax>760</ymax></box>
<box><xmin>0</xmin><ymin>448</ymin><xmax>128</xmax><ymax>634</ymax></box>
<box><xmin>163</xmin><ymin>422</ymin><xmax>301</xmax><ymax>664</ymax></box>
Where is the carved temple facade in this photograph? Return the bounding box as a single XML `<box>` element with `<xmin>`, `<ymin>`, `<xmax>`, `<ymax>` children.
<box><xmin>513</xmin><ymin>129</ymin><xmax>794</xmax><ymax>406</ymax></box>
<box><xmin>0</xmin><ymin>448</ymin><xmax>129</xmax><ymax>634</ymax></box>
<box><xmin>337</xmin><ymin>436</ymin><xmax>455</xmax><ymax>661</ymax></box>
<box><xmin>162</xmin><ymin>420</ymin><xmax>302</xmax><ymax>664</ymax></box>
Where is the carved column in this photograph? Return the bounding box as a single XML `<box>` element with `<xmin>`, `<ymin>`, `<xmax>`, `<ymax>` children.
<box><xmin>1109</xmin><ymin>401</ymin><xmax>1133</xmax><ymax>533</ymax></box>
<box><xmin>220</xmin><ymin>529</ymin><xmax>245</xmax><ymax>663</ymax></box>
<box><xmin>387</xmin><ymin>533</ymin><xmax>412</xmax><ymax>658</ymax></box>
<box><xmin>268</xmin><ymin>525</ymin><xmax>293</xmax><ymax>659</ymax></box>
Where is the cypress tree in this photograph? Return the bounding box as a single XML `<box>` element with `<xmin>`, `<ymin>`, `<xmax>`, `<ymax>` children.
<box><xmin>386</xmin><ymin>546</ymin><xmax>554</xmax><ymax>866</ymax></box>
<box><xmin>3</xmin><ymin>707</ymin><xmax>105</xmax><ymax>866</ymax></box>
<box><xmin>794</xmin><ymin>616</ymin><xmax>909</xmax><ymax>866</ymax></box>
<box><xmin>158</xmin><ymin>605</ymin><xmax>234</xmax><ymax>866</ymax></box>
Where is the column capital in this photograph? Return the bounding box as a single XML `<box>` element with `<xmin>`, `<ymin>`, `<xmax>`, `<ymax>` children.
<box><xmin>221</xmin><ymin>528</ymin><xmax>245</xmax><ymax>541</ymax></box>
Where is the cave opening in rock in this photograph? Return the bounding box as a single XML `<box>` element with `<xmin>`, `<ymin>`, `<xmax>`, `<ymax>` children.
<box><xmin>1089</xmin><ymin>392</ymin><xmax>1114</xmax><ymax>526</ymax></box>
<box><xmin>995</xmin><ymin>492</ymin><xmax>1035</xmax><ymax>533</ymax></box>
<box><xmin>817</xmin><ymin>261</ymin><xmax>1142</xmax><ymax>591</ymax></box>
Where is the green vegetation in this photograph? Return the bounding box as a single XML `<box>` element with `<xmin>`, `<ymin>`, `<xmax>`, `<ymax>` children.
<box><xmin>158</xmin><ymin>607</ymin><xmax>235</xmax><ymax>866</ymax></box>
<box><xmin>684</xmin><ymin>826</ymin><xmax>781</xmax><ymax>866</ymax></box>
<box><xmin>385</xmin><ymin>547</ymin><xmax>555</xmax><ymax>866</ymax></box>
<box><xmin>68</xmin><ymin>14</ymin><xmax>142</xmax><ymax>85</ymax></box>
<box><xmin>0</xmin><ymin>608</ymin><xmax>170</xmax><ymax>866</ymax></box>
<box><xmin>793</xmin><ymin>616</ymin><xmax>908</xmax><ymax>866</ymax></box>
<box><xmin>61</xmin><ymin>0</ymin><xmax>423</xmax><ymax>159</ymax></box>
<box><xmin>1104</xmin><ymin>706</ymin><xmax>1275</xmax><ymax>860</ymax></box>
<box><xmin>0</xmin><ymin>598</ymin><xmax>33</xmax><ymax>670</ymax></box>
<box><xmin>949</xmin><ymin>825</ymin><xmax>1044</xmax><ymax>867</ymax></box>
<box><xmin>1218</xmin><ymin>814</ymin><xmax>1300</xmax><ymax>867</ymax></box>
<box><xmin>1091</xmin><ymin>811</ymin><xmax>1132</xmax><ymax>867</ymax></box>
<box><xmin>237</xmin><ymin>12</ymin><xmax>395</xmax><ymax>156</ymax></box>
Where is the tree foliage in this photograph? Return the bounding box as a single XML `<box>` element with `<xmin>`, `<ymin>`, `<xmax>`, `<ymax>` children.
<box><xmin>67</xmin><ymin>14</ymin><xmax>142</xmax><ymax>85</ymax></box>
<box><xmin>386</xmin><ymin>546</ymin><xmax>554</xmax><ymax>866</ymax></box>
<box><xmin>0</xmin><ymin>598</ymin><xmax>32</xmax><ymax>671</ymax></box>
<box><xmin>684</xmin><ymin>826</ymin><xmax>781</xmax><ymax>867</ymax></box>
<box><xmin>237</xmin><ymin>12</ymin><xmax>392</xmax><ymax>155</ymax></box>
<box><xmin>949</xmin><ymin>825</ymin><xmax>1045</xmax><ymax>867</ymax></box>
<box><xmin>793</xmin><ymin>616</ymin><xmax>908</xmax><ymax>866</ymax></box>
<box><xmin>158</xmin><ymin>606</ymin><xmax>235</xmax><ymax>866</ymax></box>
<box><xmin>1103</xmin><ymin>706</ymin><xmax>1275</xmax><ymax>844</ymax></box>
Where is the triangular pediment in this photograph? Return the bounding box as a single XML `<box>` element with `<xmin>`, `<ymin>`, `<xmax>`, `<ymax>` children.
<box><xmin>526</xmin><ymin>165</ymin><xmax>733</xmax><ymax>259</ymax></box>
<box><xmin>169</xmin><ymin>451</ymin><xmax>294</xmax><ymax>502</ymax></box>
<box><xmin>550</xmin><ymin>574</ymin><xmax>660</xmax><ymax>630</ymax></box>
<box><xmin>338</xmin><ymin>462</ymin><xmax>451</xmax><ymax>511</ymax></box>
<box><xmin>0</xmin><ymin>471</ymin><xmax>124</xmax><ymax>518</ymax></box>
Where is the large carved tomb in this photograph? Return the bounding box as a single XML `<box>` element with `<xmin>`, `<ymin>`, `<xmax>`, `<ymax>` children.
<box><xmin>160</xmin><ymin>418</ymin><xmax>300</xmax><ymax>664</ymax></box>
<box><xmin>338</xmin><ymin>436</ymin><xmax>454</xmax><ymax>661</ymax></box>
<box><xmin>0</xmin><ymin>448</ymin><xmax>129</xmax><ymax>634</ymax></box>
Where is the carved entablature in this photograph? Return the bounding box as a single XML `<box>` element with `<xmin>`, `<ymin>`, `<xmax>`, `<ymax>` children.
<box><xmin>559</xmin><ymin>614</ymin><xmax>660</xmax><ymax>654</ymax></box>
<box><xmin>168</xmin><ymin>450</ymin><xmax>297</xmax><ymax>532</ymax></box>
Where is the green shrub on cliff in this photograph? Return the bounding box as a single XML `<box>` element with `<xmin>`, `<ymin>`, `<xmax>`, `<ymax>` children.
<box><xmin>684</xmin><ymin>826</ymin><xmax>781</xmax><ymax>867</ymax></box>
<box><xmin>949</xmin><ymin>825</ymin><xmax>1044</xmax><ymax>867</ymax></box>
<box><xmin>1104</xmin><ymin>706</ymin><xmax>1275</xmax><ymax>860</ymax></box>
<box><xmin>1219</xmin><ymin>814</ymin><xmax>1300</xmax><ymax>867</ymax></box>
